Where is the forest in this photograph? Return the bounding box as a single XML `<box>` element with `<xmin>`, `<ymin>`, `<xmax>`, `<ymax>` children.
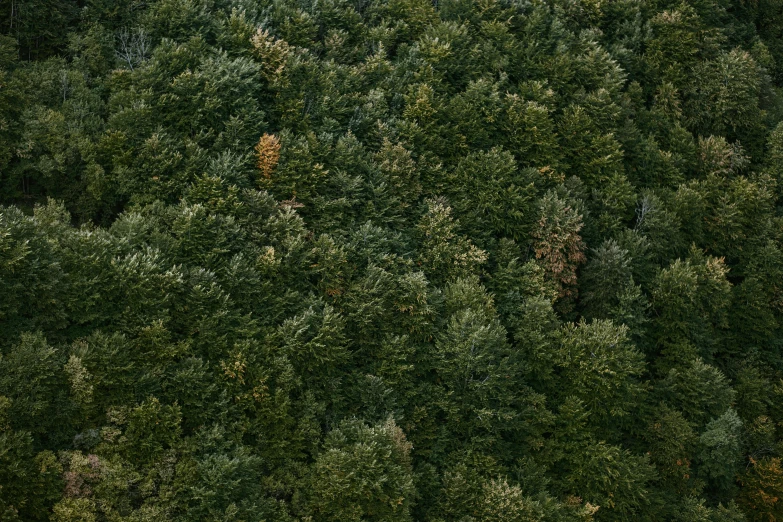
<box><xmin>2</xmin><ymin>0</ymin><xmax>783</xmax><ymax>520</ymax></box>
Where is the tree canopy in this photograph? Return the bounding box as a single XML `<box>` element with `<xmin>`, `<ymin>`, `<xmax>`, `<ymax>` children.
<box><xmin>2</xmin><ymin>0</ymin><xmax>783</xmax><ymax>520</ymax></box>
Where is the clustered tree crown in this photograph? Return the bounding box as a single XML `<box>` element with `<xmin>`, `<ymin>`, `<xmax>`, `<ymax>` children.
<box><xmin>2</xmin><ymin>0</ymin><xmax>783</xmax><ymax>520</ymax></box>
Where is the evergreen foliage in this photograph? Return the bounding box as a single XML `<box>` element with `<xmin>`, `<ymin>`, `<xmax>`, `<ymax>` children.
<box><xmin>2</xmin><ymin>0</ymin><xmax>783</xmax><ymax>519</ymax></box>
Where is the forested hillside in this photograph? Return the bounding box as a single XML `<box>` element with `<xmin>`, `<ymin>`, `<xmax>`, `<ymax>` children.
<box><xmin>2</xmin><ymin>0</ymin><xmax>783</xmax><ymax>520</ymax></box>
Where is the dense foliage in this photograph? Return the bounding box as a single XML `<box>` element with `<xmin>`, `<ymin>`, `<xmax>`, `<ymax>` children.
<box><xmin>3</xmin><ymin>0</ymin><xmax>783</xmax><ymax>519</ymax></box>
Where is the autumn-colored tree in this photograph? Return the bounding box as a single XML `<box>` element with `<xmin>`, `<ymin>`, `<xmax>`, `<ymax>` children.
<box><xmin>739</xmin><ymin>457</ymin><xmax>783</xmax><ymax>522</ymax></box>
<box><xmin>255</xmin><ymin>133</ymin><xmax>281</xmax><ymax>181</ymax></box>
<box><xmin>532</xmin><ymin>191</ymin><xmax>586</xmax><ymax>309</ymax></box>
